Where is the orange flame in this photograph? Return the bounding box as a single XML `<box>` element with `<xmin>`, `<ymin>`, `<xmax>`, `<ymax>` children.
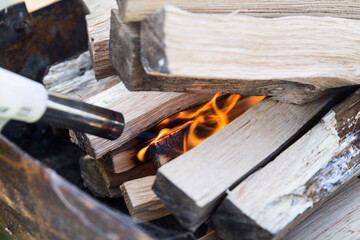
<box><xmin>137</xmin><ymin>94</ymin><xmax>264</xmax><ymax>161</ymax></box>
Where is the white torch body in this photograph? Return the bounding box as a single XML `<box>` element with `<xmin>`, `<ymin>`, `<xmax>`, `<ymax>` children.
<box><xmin>0</xmin><ymin>68</ymin><xmax>48</xmax><ymax>129</ymax></box>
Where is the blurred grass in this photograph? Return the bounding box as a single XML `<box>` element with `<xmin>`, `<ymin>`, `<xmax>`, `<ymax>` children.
<box><xmin>0</xmin><ymin>231</ymin><xmax>9</xmax><ymax>240</ymax></box>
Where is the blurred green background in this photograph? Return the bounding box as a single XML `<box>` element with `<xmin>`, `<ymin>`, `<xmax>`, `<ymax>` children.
<box><xmin>0</xmin><ymin>231</ymin><xmax>10</xmax><ymax>240</ymax></box>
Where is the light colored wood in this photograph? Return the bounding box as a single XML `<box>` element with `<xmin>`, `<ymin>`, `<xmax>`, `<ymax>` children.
<box><xmin>0</xmin><ymin>0</ymin><xmax>59</xmax><ymax>12</ymax></box>
<box><xmin>120</xmin><ymin>176</ymin><xmax>170</xmax><ymax>222</ymax></box>
<box><xmin>153</xmin><ymin>93</ymin><xmax>338</xmax><ymax>230</ymax></box>
<box><xmin>118</xmin><ymin>0</ymin><xmax>360</xmax><ymax>22</ymax></box>
<box><xmin>43</xmin><ymin>51</ymin><xmax>118</xmax><ymax>100</ymax></box>
<box><xmin>141</xmin><ymin>6</ymin><xmax>360</xmax><ymax>89</ymax></box>
<box><xmin>285</xmin><ymin>177</ymin><xmax>360</xmax><ymax>240</ymax></box>
<box><xmin>81</xmin><ymin>0</ymin><xmax>117</xmax><ymax>80</ymax></box>
<box><xmin>86</xmin><ymin>9</ymin><xmax>117</xmax><ymax>80</ymax></box>
<box><xmin>73</xmin><ymin>83</ymin><xmax>212</xmax><ymax>159</ymax></box>
<box><xmin>80</xmin><ymin>155</ymin><xmax>156</xmax><ymax>198</ymax></box>
<box><xmin>210</xmin><ymin>90</ymin><xmax>360</xmax><ymax>240</ymax></box>
<box><xmin>110</xmin><ymin>9</ymin><xmax>330</xmax><ymax>105</ymax></box>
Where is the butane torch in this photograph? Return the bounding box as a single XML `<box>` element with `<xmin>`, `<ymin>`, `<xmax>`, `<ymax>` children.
<box><xmin>0</xmin><ymin>68</ymin><xmax>124</xmax><ymax>140</ymax></box>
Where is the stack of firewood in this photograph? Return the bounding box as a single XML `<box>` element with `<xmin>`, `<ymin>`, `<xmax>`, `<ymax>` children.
<box><xmin>44</xmin><ymin>0</ymin><xmax>360</xmax><ymax>239</ymax></box>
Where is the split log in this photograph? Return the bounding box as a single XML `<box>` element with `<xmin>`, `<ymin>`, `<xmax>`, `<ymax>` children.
<box><xmin>0</xmin><ymin>135</ymin><xmax>152</xmax><ymax>240</ymax></box>
<box><xmin>141</xmin><ymin>6</ymin><xmax>360</xmax><ymax>90</ymax></box>
<box><xmin>110</xmin><ymin>9</ymin><xmax>331</xmax><ymax>105</ymax></box>
<box><xmin>81</xmin><ymin>0</ymin><xmax>118</xmax><ymax>80</ymax></box>
<box><xmin>209</xmin><ymin>89</ymin><xmax>360</xmax><ymax>240</ymax></box>
<box><xmin>120</xmin><ymin>176</ymin><xmax>170</xmax><ymax>222</ymax></box>
<box><xmin>43</xmin><ymin>51</ymin><xmax>118</xmax><ymax>100</ymax></box>
<box><xmin>72</xmin><ymin>82</ymin><xmax>212</xmax><ymax>159</ymax></box>
<box><xmin>149</xmin><ymin>96</ymin><xmax>263</xmax><ymax>169</ymax></box>
<box><xmin>117</xmin><ymin>0</ymin><xmax>360</xmax><ymax>23</ymax></box>
<box><xmin>153</xmin><ymin>92</ymin><xmax>341</xmax><ymax>230</ymax></box>
<box><xmin>86</xmin><ymin>9</ymin><xmax>117</xmax><ymax>80</ymax></box>
<box><xmin>80</xmin><ymin>155</ymin><xmax>156</xmax><ymax>198</ymax></box>
<box><xmin>285</xmin><ymin>177</ymin><xmax>360</xmax><ymax>240</ymax></box>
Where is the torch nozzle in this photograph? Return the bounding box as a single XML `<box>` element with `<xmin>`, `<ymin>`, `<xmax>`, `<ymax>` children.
<box><xmin>41</xmin><ymin>93</ymin><xmax>124</xmax><ymax>140</ymax></box>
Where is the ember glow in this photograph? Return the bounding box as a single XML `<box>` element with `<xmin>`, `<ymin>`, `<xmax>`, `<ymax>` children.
<box><xmin>137</xmin><ymin>94</ymin><xmax>264</xmax><ymax>161</ymax></box>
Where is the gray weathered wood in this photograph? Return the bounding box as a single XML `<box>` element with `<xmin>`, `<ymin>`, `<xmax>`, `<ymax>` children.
<box><xmin>141</xmin><ymin>6</ymin><xmax>360</xmax><ymax>89</ymax></box>
<box><xmin>209</xmin><ymin>89</ymin><xmax>360</xmax><ymax>240</ymax></box>
<box><xmin>110</xmin><ymin>9</ymin><xmax>330</xmax><ymax>105</ymax></box>
<box><xmin>117</xmin><ymin>0</ymin><xmax>360</xmax><ymax>23</ymax></box>
<box><xmin>285</xmin><ymin>177</ymin><xmax>360</xmax><ymax>240</ymax></box>
<box><xmin>153</xmin><ymin>93</ymin><xmax>339</xmax><ymax>230</ymax></box>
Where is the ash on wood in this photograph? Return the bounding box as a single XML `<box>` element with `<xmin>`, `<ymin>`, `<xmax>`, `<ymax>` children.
<box><xmin>153</xmin><ymin>93</ymin><xmax>339</xmax><ymax>230</ymax></box>
<box><xmin>117</xmin><ymin>0</ymin><xmax>360</xmax><ymax>23</ymax></box>
<box><xmin>209</xmin><ymin>90</ymin><xmax>360</xmax><ymax>240</ymax></box>
<box><xmin>121</xmin><ymin>176</ymin><xmax>170</xmax><ymax>222</ymax></box>
<box><xmin>72</xmin><ymin>82</ymin><xmax>212</xmax><ymax>159</ymax></box>
<box><xmin>285</xmin><ymin>177</ymin><xmax>360</xmax><ymax>240</ymax></box>
<box><xmin>110</xmin><ymin>9</ymin><xmax>330</xmax><ymax>105</ymax></box>
<box><xmin>0</xmin><ymin>135</ymin><xmax>152</xmax><ymax>240</ymax></box>
<box><xmin>80</xmin><ymin>155</ymin><xmax>156</xmax><ymax>198</ymax></box>
<box><xmin>141</xmin><ymin>6</ymin><xmax>360</xmax><ymax>89</ymax></box>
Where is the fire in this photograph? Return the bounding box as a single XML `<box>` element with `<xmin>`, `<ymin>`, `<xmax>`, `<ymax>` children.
<box><xmin>137</xmin><ymin>94</ymin><xmax>264</xmax><ymax>161</ymax></box>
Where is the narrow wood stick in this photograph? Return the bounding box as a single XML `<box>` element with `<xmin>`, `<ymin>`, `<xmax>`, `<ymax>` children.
<box><xmin>120</xmin><ymin>176</ymin><xmax>170</xmax><ymax>222</ymax></box>
<box><xmin>209</xmin><ymin>89</ymin><xmax>360</xmax><ymax>240</ymax></box>
<box><xmin>117</xmin><ymin>0</ymin><xmax>360</xmax><ymax>23</ymax></box>
<box><xmin>80</xmin><ymin>155</ymin><xmax>156</xmax><ymax>198</ymax></box>
<box><xmin>110</xmin><ymin>9</ymin><xmax>331</xmax><ymax>105</ymax></box>
<box><xmin>141</xmin><ymin>6</ymin><xmax>360</xmax><ymax>89</ymax></box>
<box><xmin>153</xmin><ymin>93</ymin><xmax>340</xmax><ymax>230</ymax></box>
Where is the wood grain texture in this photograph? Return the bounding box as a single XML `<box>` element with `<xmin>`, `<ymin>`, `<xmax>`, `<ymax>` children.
<box><xmin>43</xmin><ymin>51</ymin><xmax>119</xmax><ymax>100</ymax></box>
<box><xmin>0</xmin><ymin>135</ymin><xmax>152</xmax><ymax>240</ymax></box>
<box><xmin>80</xmin><ymin>155</ymin><xmax>156</xmax><ymax>198</ymax></box>
<box><xmin>117</xmin><ymin>0</ymin><xmax>360</xmax><ymax>22</ymax></box>
<box><xmin>110</xmin><ymin>9</ymin><xmax>330</xmax><ymax>105</ymax></box>
<box><xmin>121</xmin><ymin>176</ymin><xmax>170</xmax><ymax>222</ymax></box>
<box><xmin>81</xmin><ymin>0</ymin><xmax>117</xmax><ymax>80</ymax></box>
<box><xmin>209</xmin><ymin>90</ymin><xmax>360</xmax><ymax>240</ymax></box>
<box><xmin>73</xmin><ymin>82</ymin><xmax>212</xmax><ymax>159</ymax></box>
<box><xmin>285</xmin><ymin>177</ymin><xmax>360</xmax><ymax>240</ymax></box>
<box><xmin>141</xmin><ymin>6</ymin><xmax>360</xmax><ymax>89</ymax></box>
<box><xmin>153</xmin><ymin>93</ymin><xmax>339</xmax><ymax>230</ymax></box>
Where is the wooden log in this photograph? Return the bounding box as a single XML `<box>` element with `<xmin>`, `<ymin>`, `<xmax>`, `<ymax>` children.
<box><xmin>43</xmin><ymin>51</ymin><xmax>118</xmax><ymax>100</ymax></box>
<box><xmin>72</xmin><ymin>82</ymin><xmax>212</xmax><ymax>159</ymax></box>
<box><xmin>110</xmin><ymin>9</ymin><xmax>330</xmax><ymax>105</ymax></box>
<box><xmin>117</xmin><ymin>0</ymin><xmax>360</xmax><ymax>23</ymax></box>
<box><xmin>153</xmin><ymin>93</ymin><xmax>340</xmax><ymax>230</ymax></box>
<box><xmin>0</xmin><ymin>135</ymin><xmax>152</xmax><ymax>240</ymax></box>
<box><xmin>141</xmin><ymin>6</ymin><xmax>360</xmax><ymax>90</ymax></box>
<box><xmin>81</xmin><ymin>0</ymin><xmax>118</xmax><ymax>80</ymax></box>
<box><xmin>149</xmin><ymin>96</ymin><xmax>263</xmax><ymax>169</ymax></box>
<box><xmin>209</xmin><ymin>89</ymin><xmax>360</xmax><ymax>240</ymax></box>
<box><xmin>86</xmin><ymin>9</ymin><xmax>117</xmax><ymax>80</ymax></box>
<box><xmin>120</xmin><ymin>176</ymin><xmax>170</xmax><ymax>222</ymax></box>
<box><xmin>284</xmin><ymin>177</ymin><xmax>360</xmax><ymax>240</ymax></box>
<box><xmin>80</xmin><ymin>155</ymin><xmax>156</xmax><ymax>198</ymax></box>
